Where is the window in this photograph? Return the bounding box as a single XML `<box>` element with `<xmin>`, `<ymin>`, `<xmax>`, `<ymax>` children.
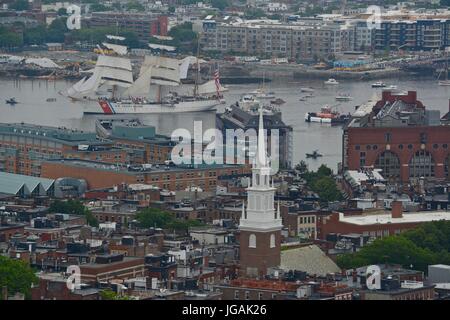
<box><xmin>258</xmin><ymin>292</ymin><xmax>263</xmax><ymax>300</ymax></box>
<box><xmin>249</xmin><ymin>234</ymin><xmax>256</xmax><ymax>248</ymax></box>
<box><xmin>409</xmin><ymin>150</ymin><xmax>435</xmax><ymax>178</ymax></box>
<box><xmin>385</xmin><ymin>131</ymin><xmax>392</xmax><ymax>142</ymax></box>
<box><xmin>375</xmin><ymin>151</ymin><xmax>401</xmax><ymax>179</ymax></box>
<box><xmin>234</xmin><ymin>291</ymin><xmax>239</xmax><ymax>300</ymax></box>
<box><xmin>270</xmin><ymin>234</ymin><xmax>276</xmax><ymax>248</ymax></box>
<box><xmin>245</xmin><ymin>291</ymin><xmax>250</xmax><ymax>300</ymax></box>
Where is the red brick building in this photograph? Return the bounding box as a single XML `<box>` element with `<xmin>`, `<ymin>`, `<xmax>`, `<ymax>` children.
<box><xmin>343</xmin><ymin>91</ymin><xmax>450</xmax><ymax>182</ymax></box>
<box><xmin>318</xmin><ymin>202</ymin><xmax>450</xmax><ymax>240</ymax></box>
<box><xmin>41</xmin><ymin>159</ymin><xmax>249</xmax><ymax>191</ymax></box>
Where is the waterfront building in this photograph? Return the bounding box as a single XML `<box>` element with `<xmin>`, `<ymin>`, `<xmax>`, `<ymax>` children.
<box><xmin>200</xmin><ymin>18</ymin><xmax>347</xmax><ymax>61</ymax></box>
<box><xmin>87</xmin><ymin>12</ymin><xmax>168</xmax><ymax>42</ymax></box>
<box><xmin>0</xmin><ymin>123</ymin><xmax>137</xmax><ymax>177</ymax></box>
<box><xmin>343</xmin><ymin>91</ymin><xmax>450</xmax><ymax>183</ymax></box>
<box><xmin>40</xmin><ymin>158</ymin><xmax>250</xmax><ymax>191</ymax></box>
<box><xmin>374</xmin><ymin>19</ymin><xmax>450</xmax><ymax>51</ymax></box>
<box><xmin>217</xmin><ymin>105</ymin><xmax>293</xmax><ymax>169</ymax></box>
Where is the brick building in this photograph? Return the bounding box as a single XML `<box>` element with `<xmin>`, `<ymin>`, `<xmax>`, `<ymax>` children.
<box><xmin>88</xmin><ymin>12</ymin><xmax>168</xmax><ymax>42</ymax></box>
<box><xmin>0</xmin><ymin>123</ymin><xmax>132</xmax><ymax>177</ymax></box>
<box><xmin>78</xmin><ymin>254</ymin><xmax>146</xmax><ymax>284</ymax></box>
<box><xmin>318</xmin><ymin>201</ymin><xmax>450</xmax><ymax>240</ymax></box>
<box><xmin>343</xmin><ymin>91</ymin><xmax>450</xmax><ymax>183</ymax></box>
<box><xmin>41</xmin><ymin>159</ymin><xmax>249</xmax><ymax>191</ymax></box>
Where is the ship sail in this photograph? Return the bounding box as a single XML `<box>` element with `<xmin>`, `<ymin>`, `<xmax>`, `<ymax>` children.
<box><xmin>102</xmin><ymin>42</ymin><xmax>128</xmax><ymax>56</ymax></box>
<box><xmin>197</xmin><ymin>80</ymin><xmax>228</xmax><ymax>95</ymax></box>
<box><xmin>124</xmin><ymin>66</ymin><xmax>152</xmax><ymax>96</ymax></box>
<box><xmin>141</xmin><ymin>55</ymin><xmax>180</xmax><ymax>87</ymax></box>
<box><xmin>96</xmin><ymin>55</ymin><xmax>133</xmax><ymax>88</ymax></box>
<box><xmin>67</xmin><ymin>55</ymin><xmax>133</xmax><ymax>97</ymax></box>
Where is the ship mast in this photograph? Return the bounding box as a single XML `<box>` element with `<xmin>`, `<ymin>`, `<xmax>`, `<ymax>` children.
<box><xmin>194</xmin><ymin>32</ymin><xmax>201</xmax><ymax>97</ymax></box>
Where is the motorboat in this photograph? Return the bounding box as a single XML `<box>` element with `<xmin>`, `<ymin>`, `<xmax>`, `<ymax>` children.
<box><xmin>324</xmin><ymin>78</ymin><xmax>339</xmax><ymax>85</ymax></box>
<box><xmin>371</xmin><ymin>81</ymin><xmax>386</xmax><ymax>88</ymax></box>
<box><xmin>6</xmin><ymin>98</ymin><xmax>17</xmax><ymax>105</ymax></box>
<box><xmin>335</xmin><ymin>93</ymin><xmax>353</xmax><ymax>101</ymax></box>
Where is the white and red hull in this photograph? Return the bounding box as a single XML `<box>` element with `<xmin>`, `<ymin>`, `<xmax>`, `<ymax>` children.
<box><xmin>82</xmin><ymin>99</ymin><xmax>219</xmax><ymax>114</ymax></box>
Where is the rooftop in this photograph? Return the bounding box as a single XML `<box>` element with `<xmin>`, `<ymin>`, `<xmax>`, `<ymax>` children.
<box><xmin>43</xmin><ymin>159</ymin><xmax>243</xmax><ymax>175</ymax></box>
<box><xmin>0</xmin><ymin>123</ymin><xmax>107</xmax><ymax>146</ymax></box>
<box><xmin>338</xmin><ymin>210</ymin><xmax>450</xmax><ymax>226</ymax></box>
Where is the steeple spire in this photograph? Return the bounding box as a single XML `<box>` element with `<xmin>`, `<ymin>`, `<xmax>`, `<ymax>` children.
<box><xmin>257</xmin><ymin>106</ymin><xmax>267</xmax><ymax>168</ymax></box>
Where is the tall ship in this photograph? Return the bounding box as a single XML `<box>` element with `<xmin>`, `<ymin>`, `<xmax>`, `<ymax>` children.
<box><xmin>63</xmin><ymin>55</ymin><xmax>226</xmax><ymax>114</ymax></box>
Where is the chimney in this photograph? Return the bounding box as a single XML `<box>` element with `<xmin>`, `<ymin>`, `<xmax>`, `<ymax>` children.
<box><xmin>391</xmin><ymin>201</ymin><xmax>403</xmax><ymax>219</ymax></box>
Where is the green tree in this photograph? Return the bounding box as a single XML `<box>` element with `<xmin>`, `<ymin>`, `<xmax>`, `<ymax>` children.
<box><xmin>244</xmin><ymin>8</ymin><xmax>265</xmax><ymax>19</ymax></box>
<box><xmin>57</xmin><ymin>8</ymin><xmax>67</xmax><ymax>16</ymax></box>
<box><xmin>135</xmin><ymin>207</ymin><xmax>204</xmax><ymax>231</ymax></box>
<box><xmin>46</xmin><ymin>18</ymin><xmax>68</xmax><ymax>43</ymax></box>
<box><xmin>0</xmin><ymin>256</ymin><xmax>38</xmax><ymax>300</ymax></box>
<box><xmin>100</xmin><ymin>289</ymin><xmax>132</xmax><ymax>300</ymax></box>
<box><xmin>24</xmin><ymin>25</ymin><xmax>47</xmax><ymax>45</ymax></box>
<box><xmin>126</xmin><ymin>1</ymin><xmax>144</xmax><ymax>11</ymax></box>
<box><xmin>49</xmin><ymin>199</ymin><xmax>98</xmax><ymax>227</ymax></box>
<box><xmin>211</xmin><ymin>0</ymin><xmax>229</xmax><ymax>10</ymax></box>
<box><xmin>313</xmin><ymin>176</ymin><xmax>342</xmax><ymax>202</ymax></box>
<box><xmin>90</xmin><ymin>3</ymin><xmax>109</xmax><ymax>12</ymax></box>
<box><xmin>10</xmin><ymin>0</ymin><xmax>29</xmax><ymax>11</ymax></box>
<box><xmin>294</xmin><ymin>160</ymin><xmax>308</xmax><ymax>174</ymax></box>
<box><xmin>0</xmin><ymin>29</ymin><xmax>23</xmax><ymax>48</ymax></box>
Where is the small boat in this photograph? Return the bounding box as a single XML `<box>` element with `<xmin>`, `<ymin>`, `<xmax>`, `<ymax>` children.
<box><xmin>305</xmin><ymin>105</ymin><xmax>350</xmax><ymax>125</ymax></box>
<box><xmin>249</xmin><ymin>88</ymin><xmax>276</xmax><ymax>99</ymax></box>
<box><xmin>46</xmin><ymin>98</ymin><xmax>57</xmax><ymax>102</ymax></box>
<box><xmin>438</xmin><ymin>80</ymin><xmax>450</xmax><ymax>86</ymax></box>
<box><xmin>6</xmin><ymin>98</ymin><xmax>17</xmax><ymax>105</ymax></box>
<box><xmin>324</xmin><ymin>78</ymin><xmax>339</xmax><ymax>85</ymax></box>
<box><xmin>335</xmin><ymin>93</ymin><xmax>353</xmax><ymax>101</ymax></box>
<box><xmin>300</xmin><ymin>87</ymin><xmax>315</xmax><ymax>93</ymax></box>
<box><xmin>306</xmin><ymin>150</ymin><xmax>323</xmax><ymax>159</ymax></box>
<box><xmin>371</xmin><ymin>81</ymin><xmax>386</xmax><ymax>88</ymax></box>
<box><xmin>270</xmin><ymin>98</ymin><xmax>285</xmax><ymax>105</ymax></box>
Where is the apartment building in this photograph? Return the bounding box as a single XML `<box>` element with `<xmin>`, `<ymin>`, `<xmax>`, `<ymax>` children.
<box><xmin>87</xmin><ymin>12</ymin><xmax>168</xmax><ymax>42</ymax></box>
<box><xmin>374</xmin><ymin>19</ymin><xmax>450</xmax><ymax>51</ymax></box>
<box><xmin>201</xmin><ymin>19</ymin><xmax>347</xmax><ymax>60</ymax></box>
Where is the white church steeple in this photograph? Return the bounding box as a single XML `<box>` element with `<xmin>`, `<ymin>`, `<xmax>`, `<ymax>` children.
<box><xmin>240</xmin><ymin>106</ymin><xmax>282</xmax><ymax>231</ymax></box>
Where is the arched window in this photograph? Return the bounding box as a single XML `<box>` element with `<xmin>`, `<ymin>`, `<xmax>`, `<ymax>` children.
<box><xmin>270</xmin><ymin>234</ymin><xmax>276</xmax><ymax>248</ymax></box>
<box><xmin>374</xmin><ymin>151</ymin><xmax>401</xmax><ymax>179</ymax></box>
<box><xmin>409</xmin><ymin>150</ymin><xmax>435</xmax><ymax>178</ymax></box>
<box><xmin>249</xmin><ymin>234</ymin><xmax>256</xmax><ymax>248</ymax></box>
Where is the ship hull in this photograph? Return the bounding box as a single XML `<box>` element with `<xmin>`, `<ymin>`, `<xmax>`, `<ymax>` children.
<box><xmin>82</xmin><ymin>99</ymin><xmax>220</xmax><ymax>114</ymax></box>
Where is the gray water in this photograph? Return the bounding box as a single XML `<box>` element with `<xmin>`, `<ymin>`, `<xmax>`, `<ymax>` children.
<box><xmin>1</xmin><ymin>77</ymin><xmax>449</xmax><ymax>172</ymax></box>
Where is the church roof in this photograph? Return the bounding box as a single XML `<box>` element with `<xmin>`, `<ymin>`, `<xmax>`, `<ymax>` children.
<box><xmin>280</xmin><ymin>245</ymin><xmax>341</xmax><ymax>276</ymax></box>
